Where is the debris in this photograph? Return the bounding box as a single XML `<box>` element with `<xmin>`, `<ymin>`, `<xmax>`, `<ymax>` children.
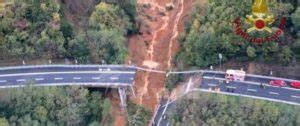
<box><xmin>165</xmin><ymin>3</ymin><xmax>174</xmax><ymax>11</ymax></box>
<box><xmin>143</xmin><ymin>2</ymin><xmax>151</xmax><ymax>9</ymax></box>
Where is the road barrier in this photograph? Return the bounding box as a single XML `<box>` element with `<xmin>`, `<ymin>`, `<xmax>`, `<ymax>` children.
<box><xmin>0</xmin><ymin>65</ymin><xmax>299</xmax><ymax>82</ymax></box>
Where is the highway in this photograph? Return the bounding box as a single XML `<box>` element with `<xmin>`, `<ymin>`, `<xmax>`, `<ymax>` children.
<box><xmin>0</xmin><ymin>65</ymin><xmax>136</xmax><ymax>88</ymax></box>
<box><xmin>154</xmin><ymin>72</ymin><xmax>300</xmax><ymax>126</ymax></box>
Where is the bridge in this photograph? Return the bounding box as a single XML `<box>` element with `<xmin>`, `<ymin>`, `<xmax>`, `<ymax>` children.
<box><xmin>0</xmin><ymin>65</ymin><xmax>137</xmax><ymax>107</ymax></box>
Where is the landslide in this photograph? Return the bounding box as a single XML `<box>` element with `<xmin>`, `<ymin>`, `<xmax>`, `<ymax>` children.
<box><xmin>129</xmin><ymin>0</ymin><xmax>196</xmax><ymax>111</ymax></box>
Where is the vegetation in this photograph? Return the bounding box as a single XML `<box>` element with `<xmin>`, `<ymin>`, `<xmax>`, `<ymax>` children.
<box><xmin>168</xmin><ymin>92</ymin><xmax>300</xmax><ymax>126</ymax></box>
<box><xmin>177</xmin><ymin>0</ymin><xmax>296</xmax><ymax>68</ymax></box>
<box><xmin>127</xmin><ymin>101</ymin><xmax>152</xmax><ymax>126</ymax></box>
<box><xmin>0</xmin><ymin>0</ymin><xmax>136</xmax><ymax>64</ymax></box>
<box><xmin>69</xmin><ymin>2</ymin><xmax>130</xmax><ymax>64</ymax></box>
<box><xmin>0</xmin><ymin>0</ymin><xmax>65</xmax><ymax>59</ymax></box>
<box><xmin>165</xmin><ymin>74</ymin><xmax>183</xmax><ymax>91</ymax></box>
<box><xmin>291</xmin><ymin>6</ymin><xmax>300</xmax><ymax>30</ymax></box>
<box><xmin>0</xmin><ymin>85</ymin><xmax>113</xmax><ymax>125</ymax></box>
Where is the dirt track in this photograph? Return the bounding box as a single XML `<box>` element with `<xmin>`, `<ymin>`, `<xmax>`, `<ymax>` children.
<box><xmin>128</xmin><ymin>0</ymin><xmax>196</xmax><ymax>111</ymax></box>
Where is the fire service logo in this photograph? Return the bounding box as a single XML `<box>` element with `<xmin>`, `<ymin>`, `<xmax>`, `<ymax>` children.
<box><xmin>233</xmin><ymin>0</ymin><xmax>286</xmax><ymax>44</ymax></box>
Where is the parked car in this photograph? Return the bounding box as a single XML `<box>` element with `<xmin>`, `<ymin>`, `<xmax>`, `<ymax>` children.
<box><xmin>269</xmin><ymin>80</ymin><xmax>286</xmax><ymax>87</ymax></box>
<box><xmin>290</xmin><ymin>81</ymin><xmax>300</xmax><ymax>89</ymax></box>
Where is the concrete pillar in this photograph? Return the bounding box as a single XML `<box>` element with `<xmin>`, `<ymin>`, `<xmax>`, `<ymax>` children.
<box><xmin>118</xmin><ymin>87</ymin><xmax>127</xmax><ymax>107</ymax></box>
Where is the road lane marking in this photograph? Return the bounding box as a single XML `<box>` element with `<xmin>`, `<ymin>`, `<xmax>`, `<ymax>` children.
<box><xmin>203</xmin><ymin>76</ymin><xmax>225</xmax><ymax>80</ymax></box>
<box><xmin>0</xmin><ymin>71</ymin><xmax>135</xmax><ymax>77</ymax></box>
<box><xmin>226</xmin><ymin>86</ymin><xmax>237</xmax><ymax>89</ymax></box>
<box><xmin>269</xmin><ymin>92</ymin><xmax>279</xmax><ymax>95</ymax></box>
<box><xmin>193</xmin><ymin>89</ymin><xmax>300</xmax><ymax>106</ymax></box>
<box><xmin>291</xmin><ymin>95</ymin><xmax>300</xmax><ymax>99</ymax></box>
<box><xmin>110</xmin><ymin>77</ymin><xmax>119</xmax><ymax>80</ymax></box>
<box><xmin>73</xmin><ymin>77</ymin><xmax>81</xmax><ymax>80</ymax></box>
<box><xmin>208</xmin><ymin>83</ymin><xmax>217</xmax><ymax>86</ymax></box>
<box><xmin>35</xmin><ymin>78</ymin><xmax>44</xmax><ymax>81</ymax></box>
<box><xmin>92</xmin><ymin>77</ymin><xmax>100</xmax><ymax>80</ymax></box>
<box><xmin>203</xmin><ymin>76</ymin><xmax>300</xmax><ymax>92</ymax></box>
<box><xmin>0</xmin><ymin>80</ymin><xmax>7</xmax><ymax>83</ymax></box>
<box><xmin>54</xmin><ymin>78</ymin><xmax>63</xmax><ymax>80</ymax></box>
<box><xmin>0</xmin><ymin>83</ymin><xmax>132</xmax><ymax>89</ymax></box>
<box><xmin>17</xmin><ymin>79</ymin><xmax>26</xmax><ymax>82</ymax></box>
<box><xmin>247</xmin><ymin>89</ymin><xmax>257</xmax><ymax>92</ymax></box>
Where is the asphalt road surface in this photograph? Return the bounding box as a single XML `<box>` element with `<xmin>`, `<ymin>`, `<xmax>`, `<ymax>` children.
<box><xmin>154</xmin><ymin>72</ymin><xmax>300</xmax><ymax>126</ymax></box>
<box><xmin>0</xmin><ymin>65</ymin><xmax>136</xmax><ymax>88</ymax></box>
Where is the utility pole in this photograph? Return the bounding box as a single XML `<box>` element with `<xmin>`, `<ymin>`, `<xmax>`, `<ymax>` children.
<box><xmin>218</xmin><ymin>53</ymin><xmax>222</xmax><ymax>70</ymax></box>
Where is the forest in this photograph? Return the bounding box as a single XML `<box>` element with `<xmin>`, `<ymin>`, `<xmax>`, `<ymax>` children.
<box><xmin>176</xmin><ymin>0</ymin><xmax>300</xmax><ymax>68</ymax></box>
<box><xmin>0</xmin><ymin>86</ymin><xmax>112</xmax><ymax>126</ymax></box>
<box><xmin>168</xmin><ymin>92</ymin><xmax>300</xmax><ymax>126</ymax></box>
<box><xmin>0</xmin><ymin>0</ymin><xmax>136</xmax><ymax>64</ymax></box>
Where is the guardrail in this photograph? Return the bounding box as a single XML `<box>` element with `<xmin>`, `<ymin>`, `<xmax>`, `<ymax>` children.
<box><xmin>0</xmin><ymin>65</ymin><xmax>299</xmax><ymax>82</ymax></box>
<box><xmin>0</xmin><ymin>64</ymin><xmax>135</xmax><ymax>70</ymax></box>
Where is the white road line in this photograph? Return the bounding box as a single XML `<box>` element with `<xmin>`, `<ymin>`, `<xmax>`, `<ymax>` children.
<box><xmin>208</xmin><ymin>84</ymin><xmax>217</xmax><ymax>87</ymax></box>
<box><xmin>269</xmin><ymin>92</ymin><xmax>279</xmax><ymax>95</ymax></box>
<box><xmin>35</xmin><ymin>78</ymin><xmax>44</xmax><ymax>81</ymax></box>
<box><xmin>73</xmin><ymin>77</ymin><xmax>81</xmax><ymax>80</ymax></box>
<box><xmin>291</xmin><ymin>95</ymin><xmax>300</xmax><ymax>99</ymax></box>
<box><xmin>110</xmin><ymin>77</ymin><xmax>119</xmax><ymax>80</ymax></box>
<box><xmin>226</xmin><ymin>86</ymin><xmax>237</xmax><ymax>89</ymax></box>
<box><xmin>247</xmin><ymin>89</ymin><xmax>257</xmax><ymax>92</ymax></box>
<box><xmin>0</xmin><ymin>71</ymin><xmax>135</xmax><ymax>77</ymax></box>
<box><xmin>204</xmin><ymin>76</ymin><xmax>300</xmax><ymax>92</ymax></box>
<box><xmin>0</xmin><ymin>83</ymin><xmax>132</xmax><ymax>89</ymax></box>
<box><xmin>193</xmin><ymin>89</ymin><xmax>300</xmax><ymax>106</ymax></box>
<box><xmin>0</xmin><ymin>80</ymin><xmax>7</xmax><ymax>83</ymax></box>
<box><xmin>158</xmin><ymin>99</ymin><xmax>171</xmax><ymax>126</ymax></box>
<box><xmin>203</xmin><ymin>76</ymin><xmax>225</xmax><ymax>80</ymax></box>
<box><xmin>54</xmin><ymin>78</ymin><xmax>63</xmax><ymax>80</ymax></box>
<box><xmin>92</xmin><ymin>77</ymin><xmax>100</xmax><ymax>80</ymax></box>
<box><xmin>17</xmin><ymin>79</ymin><xmax>26</xmax><ymax>82</ymax></box>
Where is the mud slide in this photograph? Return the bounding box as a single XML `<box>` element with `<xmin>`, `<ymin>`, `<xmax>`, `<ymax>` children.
<box><xmin>128</xmin><ymin>0</ymin><xmax>196</xmax><ymax>112</ymax></box>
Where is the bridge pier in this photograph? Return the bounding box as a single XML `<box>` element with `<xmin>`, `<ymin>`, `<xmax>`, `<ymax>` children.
<box><xmin>118</xmin><ymin>87</ymin><xmax>127</xmax><ymax>107</ymax></box>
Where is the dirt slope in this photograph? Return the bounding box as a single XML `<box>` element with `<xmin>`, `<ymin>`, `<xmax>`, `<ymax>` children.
<box><xmin>128</xmin><ymin>0</ymin><xmax>196</xmax><ymax>111</ymax></box>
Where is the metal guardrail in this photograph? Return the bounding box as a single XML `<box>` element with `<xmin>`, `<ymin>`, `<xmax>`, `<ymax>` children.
<box><xmin>0</xmin><ymin>65</ymin><xmax>299</xmax><ymax>82</ymax></box>
<box><xmin>0</xmin><ymin>64</ymin><xmax>135</xmax><ymax>70</ymax></box>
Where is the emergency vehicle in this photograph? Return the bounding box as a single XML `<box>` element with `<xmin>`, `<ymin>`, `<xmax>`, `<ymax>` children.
<box><xmin>225</xmin><ymin>69</ymin><xmax>246</xmax><ymax>83</ymax></box>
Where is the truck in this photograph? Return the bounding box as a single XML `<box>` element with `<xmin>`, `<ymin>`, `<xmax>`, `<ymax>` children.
<box><xmin>225</xmin><ymin>69</ymin><xmax>246</xmax><ymax>83</ymax></box>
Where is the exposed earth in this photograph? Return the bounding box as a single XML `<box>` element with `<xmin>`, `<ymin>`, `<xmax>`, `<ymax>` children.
<box><xmin>128</xmin><ymin>0</ymin><xmax>196</xmax><ymax>112</ymax></box>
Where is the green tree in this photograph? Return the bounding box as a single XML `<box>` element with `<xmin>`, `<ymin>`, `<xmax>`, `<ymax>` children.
<box><xmin>87</xmin><ymin>29</ymin><xmax>127</xmax><ymax>64</ymax></box>
<box><xmin>247</xmin><ymin>46</ymin><xmax>257</xmax><ymax>58</ymax></box>
<box><xmin>89</xmin><ymin>2</ymin><xmax>131</xmax><ymax>33</ymax></box>
<box><xmin>0</xmin><ymin>85</ymin><xmax>112</xmax><ymax>125</ymax></box>
<box><xmin>68</xmin><ymin>34</ymin><xmax>90</xmax><ymax>63</ymax></box>
<box><xmin>0</xmin><ymin>118</ymin><xmax>9</xmax><ymax>126</ymax></box>
<box><xmin>279</xmin><ymin>46</ymin><xmax>293</xmax><ymax>65</ymax></box>
<box><xmin>127</xmin><ymin>102</ymin><xmax>152</xmax><ymax>126</ymax></box>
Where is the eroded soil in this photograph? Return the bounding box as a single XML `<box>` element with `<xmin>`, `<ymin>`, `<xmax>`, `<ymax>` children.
<box><xmin>128</xmin><ymin>0</ymin><xmax>195</xmax><ymax>112</ymax></box>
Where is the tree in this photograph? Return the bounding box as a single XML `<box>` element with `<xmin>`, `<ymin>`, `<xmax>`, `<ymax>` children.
<box><xmin>0</xmin><ymin>85</ymin><xmax>113</xmax><ymax>125</ymax></box>
<box><xmin>177</xmin><ymin>0</ymin><xmax>295</xmax><ymax>67</ymax></box>
<box><xmin>0</xmin><ymin>0</ymin><xmax>66</xmax><ymax>59</ymax></box>
<box><xmin>86</xmin><ymin>29</ymin><xmax>127</xmax><ymax>64</ymax></box>
<box><xmin>168</xmin><ymin>92</ymin><xmax>300</xmax><ymax>125</ymax></box>
<box><xmin>291</xmin><ymin>7</ymin><xmax>300</xmax><ymax>34</ymax></box>
<box><xmin>0</xmin><ymin>118</ymin><xmax>9</xmax><ymax>126</ymax></box>
<box><xmin>127</xmin><ymin>102</ymin><xmax>152</xmax><ymax>126</ymax></box>
<box><xmin>247</xmin><ymin>46</ymin><xmax>257</xmax><ymax>58</ymax></box>
<box><xmin>68</xmin><ymin>34</ymin><xmax>90</xmax><ymax>63</ymax></box>
<box><xmin>89</xmin><ymin>2</ymin><xmax>131</xmax><ymax>34</ymax></box>
<box><xmin>279</xmin><ymin>46</ymin><xmax>293</xmax><ymax>65</ymax></box>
